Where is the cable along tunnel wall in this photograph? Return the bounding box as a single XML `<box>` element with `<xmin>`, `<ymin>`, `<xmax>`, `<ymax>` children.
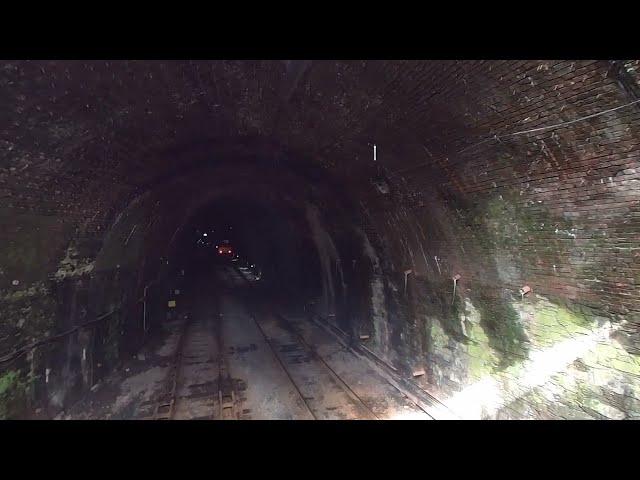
<box><xmin>1</xmin><ymin>60</ymin><xmax>640</xmax><ymax>419</ymax></box>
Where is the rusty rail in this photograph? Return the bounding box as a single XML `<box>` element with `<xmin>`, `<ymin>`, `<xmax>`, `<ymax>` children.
<box><xmin>150</xmin><ymin>317</ymin><xmax>189</xmax><ymax>420</ymax></box>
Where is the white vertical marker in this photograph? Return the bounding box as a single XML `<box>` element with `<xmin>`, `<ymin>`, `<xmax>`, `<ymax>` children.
<box><xmin>373</xmin><ymin>144</ymin><xmax>377</xmax><ymax>161</ymax></box>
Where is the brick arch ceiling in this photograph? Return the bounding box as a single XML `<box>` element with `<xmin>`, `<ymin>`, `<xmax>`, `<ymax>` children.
<box><xmin>2</xmin><ymin>59</ymin><xmax>640</xmax><ymax>312</ymax></box>
<box><xmin>2</xmin><ymin>60</ymin><xmax>638</xmax><ymax>201</ymax></box>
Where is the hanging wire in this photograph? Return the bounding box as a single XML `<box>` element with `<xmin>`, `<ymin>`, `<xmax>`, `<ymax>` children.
<box><xmin>386</xmin><ymin>97</ymin><xmax>640</xmax><ymax>179</ymax></box>
<box><xmin>458</xmin><ymin>97</ymin><xmax>640</xmax><ymax>154</ymax></box>
<box><xmin>0</xmin><ymin>308</ymin><xmax>119</xmax><ymax>365</ymax></box>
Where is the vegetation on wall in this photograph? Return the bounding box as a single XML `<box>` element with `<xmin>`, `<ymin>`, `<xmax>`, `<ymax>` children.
<box><xmin>0</xmin><ymin>369</ymin><xmax>33</xmax><ymax>419</ymax></box>
<box><xmin>470</xmin><ymin>290</ymin><xmax>528</xmax><ymax>369</ymax></box>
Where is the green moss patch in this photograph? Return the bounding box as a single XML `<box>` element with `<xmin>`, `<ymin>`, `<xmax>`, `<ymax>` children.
<box><xmin>526</xmin><ymin>302</ymin><xmax>594</xmax><ymax>348</ymax></box>
<box><xmin>471</xmin><ymin>291</ymin><xmax>529</xmax><ymax>369</ymax></box>
<box><xmin>420</xmin><ymin>277</ymin><xmax>466</xmax><ymax>343</ymax></box>
<box><xmin>466</xmin><ymin>321</ymin><xmax>499</xmax><ymax>381</ymax></box>
<box><xmin>0</xmin><ymin>370</ymin><xmax>30</xmax><ymax>419</ymax></box>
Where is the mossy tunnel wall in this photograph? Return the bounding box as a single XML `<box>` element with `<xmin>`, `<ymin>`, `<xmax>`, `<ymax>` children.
<box><xmin>1</xmin><ymin>60</ymin><xmax>639</xmax><ymax>419</ymax></box>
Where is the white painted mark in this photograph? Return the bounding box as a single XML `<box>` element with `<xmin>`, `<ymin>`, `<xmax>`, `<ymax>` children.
<box><xmin>124</xmin><ymin>224</ymin><xmax>137</xmax><ymax>245</ymax></box>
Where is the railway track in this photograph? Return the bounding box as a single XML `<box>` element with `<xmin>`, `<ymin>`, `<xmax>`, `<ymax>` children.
<box><xmin>142</xmin><ymin>296</ymin><xmax>243</xmax><ymax>420</ymax></box>
<box><xmin>306</xmin><ymin>314</ymin><xmax>450</xmax><ymax>419</ymax></box>
<box><xmin>231</xmin><ymin>265</ymin><xmax>436</xmax><ymax>419</ymax></box>
<box><xmin>284</xmin><ymin>310</ymin><xmax>440</xmax><ymax>419</ymax></box>
<box><xmin>248</xmin><ymin>301</ymin><xmax>391</xmax><ymax>420</ymax></box>
<box><xmin>249</xmin><ymin>310</ymin><xmax>318</xmax><ymax>420</ymax></box>
<box><xmin>230</xmin><ymin>265</ymin><xmax>376</xmax><ymax>419</ymax></box>
<box><xmin>214</xmin><ymin>309</ymin><xmax>241</xmax><ymax>420</ymax></box>
<box><xmin>273</xmin><ymin>311</ymin><xmax>381</xmax><ymax>419</ymax></box>
<box><xmin>147</xmin><ymin>318</ymin><xmax>190</xmax><ymax>420</ymax></box>
<box><xmin>137</xmin><ymin>265</ymin><xmax>435</xmax><ymax>420</ymax></box>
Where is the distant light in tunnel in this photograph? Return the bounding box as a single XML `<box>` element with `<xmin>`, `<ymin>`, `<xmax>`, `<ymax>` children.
<box><xmin>203</xmin><ymin>233</ymin><xmax>207</xmax><ymax>237</ymax></box>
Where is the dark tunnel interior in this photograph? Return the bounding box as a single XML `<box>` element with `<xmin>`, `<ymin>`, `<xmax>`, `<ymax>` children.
<box><xmin>169</xmin><ymin>196</ymin><xmax>323</xmax><ymax>301</ymax></box>
<box><xmin>1</xmin><ymin>59</ymin><xmax>640</xmax><ymax>420</ymax></box>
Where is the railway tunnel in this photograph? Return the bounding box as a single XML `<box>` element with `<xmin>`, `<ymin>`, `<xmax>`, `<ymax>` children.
<box><xmin>1</xmin><ymin>60</ymin><xmax>640</xmax><ymax>420</ymax></box>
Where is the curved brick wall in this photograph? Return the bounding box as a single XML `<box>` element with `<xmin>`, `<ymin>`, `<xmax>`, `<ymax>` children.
<box><xmin>1</xmin><ymin>60</ymin><xmax>639</xmax><ymax>419</ymax></box>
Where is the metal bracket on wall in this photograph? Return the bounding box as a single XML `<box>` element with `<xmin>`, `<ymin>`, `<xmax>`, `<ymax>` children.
<box><xmin>403</xmin><ymin>269</ymin><xmax>412</xmax><ymax>296</ymax></box>
<box><xmin>452</xmin><ymin>274</ymin><xmax>461</xmax><ymax>305</ymax></box>
<box><xmin>519</xmin><ymin>285</ymin><xmax>531</xmax><ymax>301</ymax></box>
